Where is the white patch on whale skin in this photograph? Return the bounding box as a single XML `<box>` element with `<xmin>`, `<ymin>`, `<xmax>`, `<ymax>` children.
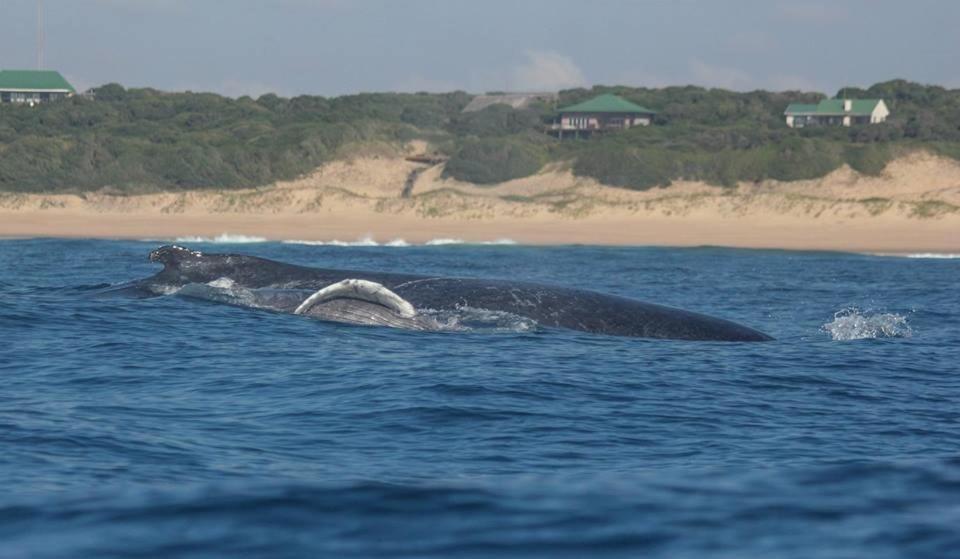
<box><xmin>207</xmin><ymin>277</ymin><xmax>236</xmax><ymax>289</ymax></box>
<box><xmin>295</xmin><ymin>279</ymin><xmax>417</xmax><ymax>318</ymax></box>
<box><xmin>148</xmin><ymin>284</ymin><xmax>184</xmax><ymax>296</ymax></box>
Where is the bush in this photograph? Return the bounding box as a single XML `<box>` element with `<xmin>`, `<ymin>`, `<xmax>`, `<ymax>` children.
<box><xmin>572</xmin><ymin>146</ymin><xmax>674</xmax><ymax>190</ymax></box>
<box><xmin>444</xmin><ymin>137</ymin><xmax>547</xmax><ymax>184</ymax></box>
<box><xmin>447</xmin><ymin>105</ymin><xmax>542</xmax><ymax>137</ymax></box>
<box><xmin>844</xmin><ymin>144</ymin><xmax>893</xmax><ymax>175</ymax></box>
<box><xmin>1</xmin><ymin>79</ymin><xmax>960</xmax><ymax>192</ymax></box>
<box><xmin>767</xmin><ymin>137</ymin><xmax>843</xmax><ymax>181</ymax></box>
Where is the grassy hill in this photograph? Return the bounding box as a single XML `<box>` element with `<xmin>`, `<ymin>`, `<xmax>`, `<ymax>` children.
<box><xmin>1</xmin><ymin>80</ymin><xmax>958</xmax><ymax>193</ymax></box>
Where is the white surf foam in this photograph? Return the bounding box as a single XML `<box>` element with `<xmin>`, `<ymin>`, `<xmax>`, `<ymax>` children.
<box><xmin>425</xmin><ymin>238</ymin><xmax>517</xmax><ymax>246</ymax></box>
<box><xmin>283</xmin><ymin>236</ymin><xmax>517</xmax><ymax>247</ymax></box>
<box><xmin>424</xmin><ymin>238</ymin><xmax>464</xmax><ymax>246</ymax></box>
<box><xmin>871</xmin><ymin>252</ymin><xmax>960</xmax><ymax>259</ymax></box>
<box><xmin>821</xmin><ymin>308</ymin><xmax>913</xmax><ymax>341</ymax></box>
<box><xmin>903</xmin><ymin>253</ymin><xmax>960</xmax><ymax>259</ymax></box>
<box><xmin>282</xmin><ymin>235</ymin><xmax>380</xmax><ymax>247</ymax></box>
<box><xmin>174</xmin><ymin>234</ymin><xmax>267</xmax><ymax>244</ymax></box>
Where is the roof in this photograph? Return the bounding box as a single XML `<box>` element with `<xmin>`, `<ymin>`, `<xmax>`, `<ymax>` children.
<box><xmin>785</xmin><ymin>98</ymin><xmax>883</xmax><ymax>116</ymax></box>
<box><xmin>0</xmin><ymin>70</ymin><xmax>75</xmax><ymax>92</ymax></box>
<box><xmin>558</xmin><ymin>94</ymin><xmax>656</xmax><ymax>114</ymax></box>
<box><xmin>462</xmin><ymin>92</ymin><xmax>558</xmax><ymax>112</ymax></box>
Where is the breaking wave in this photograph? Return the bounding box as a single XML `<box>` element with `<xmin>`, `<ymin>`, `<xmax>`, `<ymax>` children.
<box><xmin>173</xmin><ymin>234</ymin><xmax>268</xmax><ymax>244</ymax></box>
<box><xmin>142</xmin><ymin>234</ymin><xmax>517</xmax><ymax>247</ymax></box>
<box><xmin>821</xmin><ymin>308</ymin><xmax>913</xmax><ymax>341</ymax></box>
<box><xmin>282</xmin><ymin>236</ymin><xmax>385</xmax><ymax>247</ymax></box>
<box><xmin>902</xmin><ymin>253</ymin><xmax>960</xmax><ymax>259</ymax></box>
<box><xmin>425</xmin><ymin>238</ymin><xmax>517</xmax><ymax>246</ymax></box>
<box><xmin>283</xmin><ymin>237</ymin><xmax>516</xmax><ymax>247</ymax></box>
<box><xmin>871</xmin><ymin>252</ymin><xmax>960</xmax><ymax>259</ymax></box>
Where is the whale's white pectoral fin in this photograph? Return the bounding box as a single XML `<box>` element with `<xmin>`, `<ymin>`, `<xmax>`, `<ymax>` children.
<box><xmin>294</xmin><ymin>279</ymin><xmax>417</xmax><ymax>318</ymax></box>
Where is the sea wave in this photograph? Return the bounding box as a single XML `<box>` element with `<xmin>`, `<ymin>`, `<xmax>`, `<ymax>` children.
<box><xmin>173</xmin><ymin>234</ymin><xmax>268</xmax><ymax>244</ymax></box>
<box><xmin>903</xmin><ymin>253</ymin><xmax>960</xmax><ymax>259</ymax></box>
<box><xmin>282</xmin><ymin>236</ymin><xmax>381</xmax><ymax>247</ymax></box>
<box><xmin>425</xmin><ymin>238</ymin><xmax>517</xmax><ymax>246</ymax></box>
<box><xmin>821</xmin><ymin>308</ymin><xmax>913</xmax><ymax>341</ymax></box>
<box><xmin>871</xmin><ymin>252</ymin><xmax>960</xmax><ymax>259</ymax></box>
<box><xmin>283</xmin><ymin>236</ymin><xmax>517</xmax><ymax>247</ymax></box>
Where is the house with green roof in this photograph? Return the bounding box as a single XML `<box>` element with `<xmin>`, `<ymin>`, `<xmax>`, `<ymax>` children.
<box><xmin>550</xmin><ymin>94</ymin><xmax>656</xmax><ymax>138</ymax></box>
<box><xmin>0</xmin><ymin>70</ymin><xmax>76</xmax><ymax>106</ymax></box>
<box><xmin>784</xmin><ymin>98</ymin><xmax>889</xmax><ymax>128</ymax></box>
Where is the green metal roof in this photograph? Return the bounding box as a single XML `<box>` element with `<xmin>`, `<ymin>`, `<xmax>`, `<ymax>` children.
<box><xmin>558</xmin><ymin>94</ymin><xmax>656</xmax><ymax>114</ymax></box>
<box><xmin>785</xmin><ymin>98</ymin><xmax>882</xmax><ymax>116</ymax></box>
<box><xmin>0</xmin><ymin>70</ymin><xmax>75</xmax><ymax>92</ymax></box>
<box><xmin>784</xmin><ymin>103</ymin><xmax>819</xmax><ymax>114</ymax></box>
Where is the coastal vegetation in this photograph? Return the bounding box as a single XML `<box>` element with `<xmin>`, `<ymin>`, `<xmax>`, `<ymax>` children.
<box><xmin>1</xmin><ymin>80</ymin><xmax>959</xmax><ymax>193</ymax></box>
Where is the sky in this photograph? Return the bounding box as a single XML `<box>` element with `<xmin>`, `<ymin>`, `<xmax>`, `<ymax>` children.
<box><xmin>1</xmin><ymin>0</ymin><xmax>958</xmax><ymax>98</ymax></box>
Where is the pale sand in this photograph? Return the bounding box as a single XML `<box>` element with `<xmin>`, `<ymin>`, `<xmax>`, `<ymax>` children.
<box><xmin>1</xmin><ymin>150</ymin><xmax>958</xmax><ymax>252</ymax></box>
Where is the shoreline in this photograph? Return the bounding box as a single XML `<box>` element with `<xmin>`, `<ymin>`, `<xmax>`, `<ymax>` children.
<box><xmin>1</xmin><ymin>211</ymin><xmax>957</xmax><ymax>253</ymax></box>
<box><xmin>2</xmin><ymin>150</ymin><xmax>958</xmax><ymax>254</ymax></box>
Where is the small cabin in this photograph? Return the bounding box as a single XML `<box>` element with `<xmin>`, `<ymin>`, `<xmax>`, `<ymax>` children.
<box><xmin>550</xmin><ymin>94</ymin><xmax>656</xmax><ymax>138</ymax></box>
<box><xmin>0</xmin><ymin>70</ymin><xmax>76</xmax><ymax>107</ymax></box>
<box><xmin>784</xmin><ymin>98</ymin><xmax>889</xmax><ymax>128</ymax></box>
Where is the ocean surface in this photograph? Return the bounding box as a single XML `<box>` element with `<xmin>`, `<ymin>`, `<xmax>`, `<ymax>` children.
<box><xmin>2</xmin><ymin>238</ymin><xmax>959</xmax><ymax>558</ymax></box>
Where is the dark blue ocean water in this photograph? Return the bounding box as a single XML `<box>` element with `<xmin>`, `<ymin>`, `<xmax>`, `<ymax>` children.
<box><xmin>2</xmin><ymin>238</ymin><xmax>959</xmax><ymax>558</ymax></box>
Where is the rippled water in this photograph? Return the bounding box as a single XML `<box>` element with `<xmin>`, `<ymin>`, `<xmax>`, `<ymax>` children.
<box><xmin>2</xmin><ymin>239</ymin><xmax>959</xmax><ymax>558</ymax></box>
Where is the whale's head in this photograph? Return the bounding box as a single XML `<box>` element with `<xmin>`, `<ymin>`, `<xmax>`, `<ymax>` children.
<box><xmin>149</xmin><ymin>245</ymin><xmax>203</xmax><ymax>267</ymax></box>
<box><xmin>146</xmin><ymin>245</ymin><xmax>216</xmax><ymax>287</ymax></box>
<box><xmin>146</xmin><ymin>245</ymin><xmax>293</xmax><ymax>289</ymax></box>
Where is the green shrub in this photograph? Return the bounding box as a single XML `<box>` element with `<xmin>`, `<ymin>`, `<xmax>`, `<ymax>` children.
<box><xmin>444</xmin><ymin>137</ymin><xmax>547</xmax><ymax>184</ymax></box>
<box><xmin>844</xmin><ymin>144</ymin><xmax>893</xmax><ymax>175</ymax></box>
<box><xmin>572</xmin><ymin>146</ymin><xmax>674</xmax><ymax>190</ymax></box>
<box><xmin>1</xmin><ymin>79</ymin><xmax>960</xmax><ymax>193</ymax></box>
<box><xmin>766</xmin><ymin>137</ymin><xmax>843</xmax><ymax>181</ymax></box>
<box><xmin>447</xmin><ymin>105</ymin><xmax>541</xmax><ymax>137</ymax></box>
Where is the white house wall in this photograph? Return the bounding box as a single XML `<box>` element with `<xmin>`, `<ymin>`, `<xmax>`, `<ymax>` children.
<box><xmin>871</xmin><ymin>100</ymin><xmax>890</xmax><ymax>123</ymax></box>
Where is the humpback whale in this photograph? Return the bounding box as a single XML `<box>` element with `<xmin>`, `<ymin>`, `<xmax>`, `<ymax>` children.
<box><xmin>132</xmin><ymin>245</ymin><xmax>773</xmax><ymax>341</ymax></box>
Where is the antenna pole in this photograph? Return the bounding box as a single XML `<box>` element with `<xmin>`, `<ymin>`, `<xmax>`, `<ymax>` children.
<box><xmin>37</xmin><ymin>0</ymin><xmax>44</xmax><ymax>70</ymax></box>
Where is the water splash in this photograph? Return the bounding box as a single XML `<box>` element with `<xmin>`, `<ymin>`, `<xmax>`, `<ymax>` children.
<box><xmin>821</xmin><ymin>308</ymin><xmax>912</xmax><ymax>341</ymax></box>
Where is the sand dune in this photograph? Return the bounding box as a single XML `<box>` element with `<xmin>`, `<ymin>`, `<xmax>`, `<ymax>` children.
<box><xmin>1</xmin><ymin>150</ymin><xmax>958</xmax><ymax>252</ymax></box>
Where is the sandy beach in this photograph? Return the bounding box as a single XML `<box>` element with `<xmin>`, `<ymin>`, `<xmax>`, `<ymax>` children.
<box><xmin>2</xmin><ymin>150</ymin><xmax>958</xmax><ymax>253</ymax></box>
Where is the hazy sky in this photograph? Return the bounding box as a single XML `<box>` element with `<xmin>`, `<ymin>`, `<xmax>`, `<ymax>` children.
<box><xmin>2</xmin><ymin>0</ymin><xmax>958</xmax><ymax>97</ymax></box>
